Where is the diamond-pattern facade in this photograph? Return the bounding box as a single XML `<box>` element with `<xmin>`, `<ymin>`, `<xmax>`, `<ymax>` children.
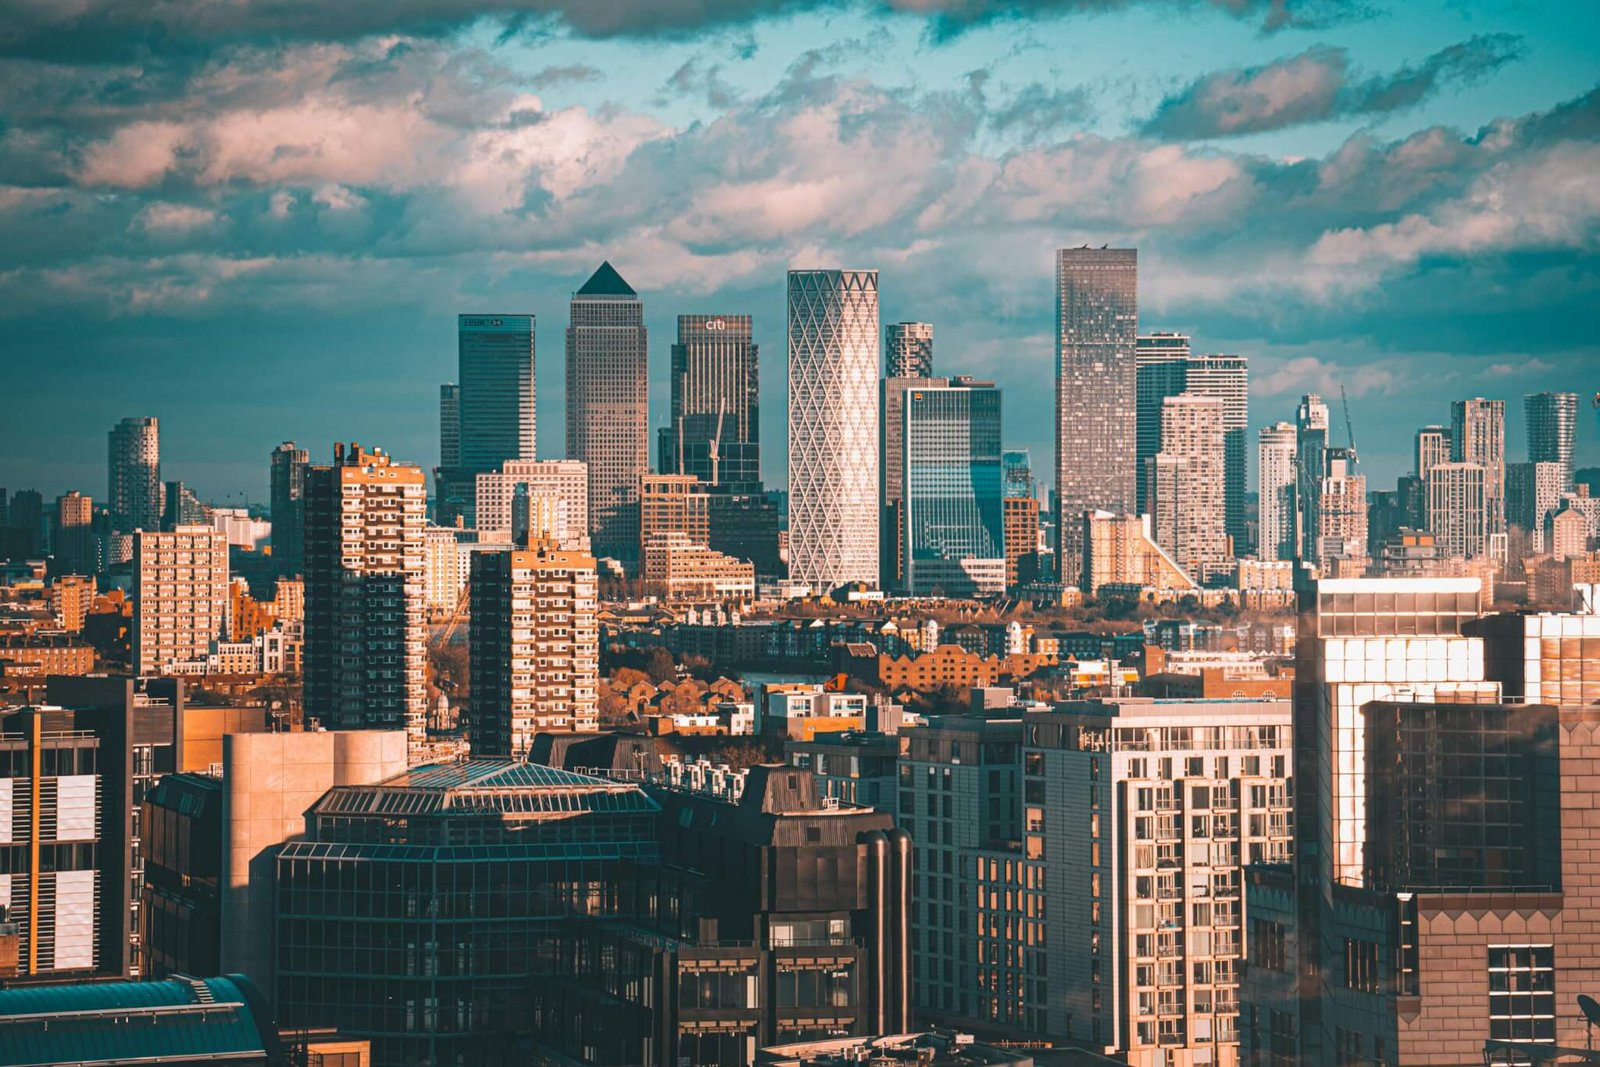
<box><xmin>787</xmin><ymin>269</ymin><xmax>880</xmax><ymax>589</ymax></box>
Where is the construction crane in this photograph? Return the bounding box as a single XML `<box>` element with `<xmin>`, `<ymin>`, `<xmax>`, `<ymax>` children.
<box><xmin>707</xmin><ymin>397</ymin><xmax>727</xmax><ymax>487</ymax></box>
<box><xmin>431</xmin><ymin>580</ymin><xmax>470</xmax><ymax>650</ymax></box>
<box><xmin>1340</xmin><ymin>383</ymin><xmax>1359</xmax><ymax>469</ymax></box>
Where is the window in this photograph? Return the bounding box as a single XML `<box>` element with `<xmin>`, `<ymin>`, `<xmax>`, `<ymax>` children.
<box><xmin>1344</xmin><ymin>938</ymin><xmax>1381</xmax><ymax>995</ymax></box>
<box><xmin>1488</xmin><ymin>945</ymin><xmax>1555</xmax><ymax>1047</ymax></box>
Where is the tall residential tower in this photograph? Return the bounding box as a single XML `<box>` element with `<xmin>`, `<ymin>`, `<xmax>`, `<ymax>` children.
<box><xmin>108</xmin><ymin>416</ymin><xmax>161</xmax><ymax>533</ymax></box>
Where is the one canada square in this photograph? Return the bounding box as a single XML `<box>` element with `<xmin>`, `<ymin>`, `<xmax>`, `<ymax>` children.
<box><xmin>788</xmin><ymin>269</ymin><xmax>880</xmax><ymax>590</ymax></box>
<box><xmin>1055</xmin><ymin>247</ymin><xmax>1138</xmax><ymax>576</ymax></box>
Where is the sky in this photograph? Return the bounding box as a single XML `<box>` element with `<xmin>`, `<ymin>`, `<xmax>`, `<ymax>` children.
<box><xmin>3</xmin><ymin>0</ymin><xmax>1599</xmax><ymax>508</ymax></box>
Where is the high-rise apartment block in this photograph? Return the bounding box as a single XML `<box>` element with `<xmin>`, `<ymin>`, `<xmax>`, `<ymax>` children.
<box><xmin>660</xmin><ymin>314</ymin><xmax>761</xmax><ymax>492</ymax></box>
<box><xmin>566</xmin><ymin>263</ymin><xmax>648</xmax><ymax>559</ymax></box>
<box><xmin>1146</xmin><ymin>393</ymin><xmax>1228</xmax><ymax>582</ymax></box>
<box><xmin>1525</xmin><ymin>391</ymin><xmax>1578</xmax><ymax>490</ymax></box>
<box><xmin>1296</xmin><ymin>395</ymin><xmax>1329</xmax><ymax>559</ymax></box>
<box><xmin>303</xmin><ymin>443</ymin><xmax>428</xmax><ymax>753</ymax></box>
<box><xmin>1056</xmin><ymin>248</ymin><xmax>1138</xmax><ymax>573</ymax></box>
<box><xmin>269</xmin><ymin>441</ymin><xmax>309</xmax><ymax>578</ymax></box>
<box><xmin>1426</xmin><ymin>461</ymin><xmax>1490</xmax><ymax>559</ymax></box>
<box><xmin>133</xmin><ymin>524</ymin><xmax>229</xmax><ymax>675</ymax></box>
<box><xmin>1136</xmin><ymin>341</ymin><xmax>1248</xmax><ymax>550</ymax></box>
<box><xmin>1414</xmin><ymin>424</ymin><xmax>1452</xmax><ymax>480</ymax></box>
<box><xmin>108</xmin><ymin>416</ymin><xmax>161</xmax><ymax>533</ymax></box>
<box><xmin>1451</xmin><ymin>396</ymin><xmax>1506</xmax><ymax>536</ymax></box>
<box><xmin>54</xmin><ymin>489</ymin><xmax>95</xmax><ymax>576</ymax></box>
<box><xmin>1507</xmin><ymin>460</ymin><xmax>1565</xmax><ymax>554</ymax></box>
<box><xmin>788</xmin><ymin>268</ymin><xmax>881</xmax><ymax>590</ymax></box>
<box><xmin>885</xmin><ymin>321</ymin><xmax>934</xmax><ymax>377</ymax></box>
<box><xmin>1258</xmin><ymin>422</ymin><xmax>1298</xmax><ymax>562</ymax></box>
<box><xmin>1135</xmin><ymin>333</ymin><xmax>1190</xmax><ymax>515</ymax></box>
<box><xmin>1315</xmin><ymin>447</ymin><xmax>1368</xmax><ymax>571</ymax></box>
<box><xmin>1029</xmin><ymin>697</ymin><xmax>1292</xmax><ymax>1059</ymax></box>
<box><xmin>470</xmin><ymin>543</ymin><xmax>599</xmax><ymax>753</ymax></box>
<box><xmin>902</xmin><ymin>379</ymin><xmax>1004</xmax><ymax>596</ymax></box>
<box><xmin>1082</xmin><ymin>511</ymin><xmax>1196</xmax><ymax>595</ymax></box>
<box><xmin>474</xmin><ymin>459</ymin><xmax>589</xmax><ymax>545</ymax></box>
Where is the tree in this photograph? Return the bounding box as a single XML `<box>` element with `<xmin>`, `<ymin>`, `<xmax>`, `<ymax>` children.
<box><xmin>645</xmin><ymin>647</ymin><xmax>677</xmax><ymax>685</ymax></box>
<box><xmin>711</xmin><ymin>741</ymin><xmax>778</xmax><ymax>771</ymax></box>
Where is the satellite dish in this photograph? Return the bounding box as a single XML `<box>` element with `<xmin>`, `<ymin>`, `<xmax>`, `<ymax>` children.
<box><xmin>1580</xmin><ymin>994</ymin><xmax>1600</xmax><ymax>1026</ymax></box>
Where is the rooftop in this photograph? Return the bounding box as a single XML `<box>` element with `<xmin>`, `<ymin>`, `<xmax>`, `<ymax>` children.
<box><xmin>575</xmin><ymin>259</ymin><xmax>636</xmax><ymax>298</ymax></box>
<box><xmin>308</xmin><ymin>758</ymin><xmax>661</xmax><ymax>819</ymax></box>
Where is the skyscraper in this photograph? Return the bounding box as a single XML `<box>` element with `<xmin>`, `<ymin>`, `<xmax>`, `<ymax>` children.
<box><xmin>1506</xmin><ymin>460</ymin><xmax>1565</xmax><ymax>553</ymax></box>
<box><xmin>902</xmin><ymin>379</ymin><xmax>1004</xmax><ymax>596</ymax></box>
<box><xmin>1001</xmin><ymin>449</ymin><xmax>1035</xmax><ymax>499</ymax></box>
<box><xmin>884</xmin><ymin>321</ymin><xmax>934</xmax><ymax>378</ymax></box>
<box><xmin>660</xmin><ymin>314</ymin><xmax>760</xmax><ymax>492</ymax></box>
<box><xmin>1296</xmin><ymin>395</ymin><xmax>1329</xmax><ymax>558</ymax></box>
<box><xmin>269</xmin><ymin>441</ymin><xmax>309</xmax><ymax>579</ymax></box>
<box><xmin>54</xmin><ymin>490</ymin><xmax>95</xmax><ymax>576</ymax></box>
<box><xmin>1056</xmin><ymin>247</ymin><xmax>1137</xmax><ymax>574</ymax></box>
<box><xmin>1426</xmin><ymin>461</ymin><xmax>1490</xmax><ymax>559</ymax></box>
<box><xmin>1258</xmin><ymin>422</ymin><xmax>1298</xmax><ymax>562</ymax></box>
<box><xmin>458</xmin><ymin>315</ymin><xmax>535</xmax><ymax>472</ymax></box>
<box><xmin>881</xmin><ymin>372</ymin><xmax>947</xmax><ymax>589</ymax></box>
<box><xmin>1414</xmin><ymin>424</ymin><xmax>1451</xmax><ymax>479</ymax></box>
<box><xmin>1146</xmin><ymin>393</ymin><xmax>1228</xmax><ymax>582</ymax></box>
<box><xmin>1136</xmin><ymin>341</ymin><xmax>1249</xmax><ymax>548</ymax></box>
<box><xmin>439</xmin><ymin>383</ymin><xmax>461</xmax><ymax>469</ymax></box>
<box><xmin>303</xmin><ymin>444</ymin><xmax>428</xmax><ymax>755</ymax></box>
<box><xmin>788</xmin><ymin>268</ymin><xmax>880</xmax><ymax>590</ymax></box>
<box><xmin>566</xmin><ymin>262</ymin><xmax>648</xmax><ymax>559</ymax></box>
<box><xmin>470</xmin><ymin>543</ymin><xmax>599</xmax><ymax>753</ymax></box>
<box><xmin>1525</xmin><ymin>391</ymin><xmax>1578</xmax><ymax>491</ymax></box>
<box><xmin>1451</xmin><ymin>396</ymin><xmax>1505</xmax><ymax>537</ymax></box>
<box><xmin>1134</xmin><ymin>332</ymin><xmax>1190</xmax><ymax>515</ymax></box>
<box><xmin>1316</xmin><ymin>447</ymin><xmax>1368</xmax><ymax>570</ymax></box>
<box><xmin>108</xmin><ymin>416</ymin><xmax>161</xmax><ymax>533</ymax></box>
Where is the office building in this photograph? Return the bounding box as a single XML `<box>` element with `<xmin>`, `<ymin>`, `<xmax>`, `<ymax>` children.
<box><xmin>902</xmin><ymin>379</ymin><xmax>1004</xmax><ymax>596</ymax></box>
<box><xmin>706</xmin><ymin>492</ymin><xmax>783</xmax><ymax>578</ymax></box>
<box><xmin>3</xmin><ymin>487</ymin><xmax>42</xmax><ymax>559</ymax></box>
<box><xmin>142</xmin><ymin>771</ymin><xmax>224</xmax><ymax>979</ymax></box>
<box><xmin>1426</xmin><ymin>461</ymin><xmax>1490</xmax><ymax>560</ymax></box>
<box><xmin>885</xmin><ymin>320</ymin><xmax>934</xmax><ymax>377</ymax></box>
<box><xmin>1146</xmin><ymin>393</ymin><xmax>1228</xmax><ymax>583</ymax></box>
<box><xmin>268</xmin><ymin>441</ymin><xmax>309</xmax><ymax>578</ymax></box>
<box><xmin>1506</xmin><ymin>460</ymin><xmax>1565</xmax><ymax>554</ymax></box>
<box><xmin>1316</xmin><ymin>447</ymin><xmax>1368</xmax><ymax>572</ymax></box>
<box><xmin>1525</xmin><ymin>390</ymin><xmax>1578</xmax><ymax>490</ymax></box>
<box><xmin>1258</xmin><ymin>422</ymin><xmax>1297</xmax><ymax>562</ymax></box>
<box><xmin>1295</xmin><ymin>395</ymin><xmax>1329</xmax><ymax>559</ymax></box>
<box><xmin>1135</xmin><ymin>333</ymin><xmax>1190</xmax><ymax>515</ymax></box>
<box><xmin>1026</xmin><ymin>697</ymin><xmax>1292</xmax><ymax>1060</ymax></box>
<box><xmin>882</xmin><ymin>373</ymin><xmax>947</xmax><ymax>589</ymax></box>
<box><xmin>53</xmin><ymin>490</ymin><xmax>95</xmax><ymax>576</ymax></box>
<box><xmin>1057</xmin><ymin>248</ymin><xmax>1138</xmax><ymax>572</ymax></box>
<box><xmin>274</xmin><ymin>760</ymin><xmax>662</xmax><ymax>1066</ymax></box>
<box><xmin>439</xmin><ymin>382</ymin><xmax>461</xmax><ymax>468</ymax></box>
<box><xmin>1451</xmin><ymin>397</ymin><xmax>1505</xmax><ymax>535</ymax></box>
<box><xmin>459</xmin><ymin>314</ymin><xmax>536</xmax><ymax>476</ymax></box>
<box><xmin>471</xmin><ymin>543</ymin><xmax>599</xmax><ymax>753</ymax></box>
<box><xmin>638</xmin><ymin>473</ymin><xmax>711</xmax><ymax>553</ymax></box>
<box><xmin>108</xmin><ymin>416</ymin><xmax>161</xmax><ymax>533</ymax></box>
<box><xmin>641</xmin><ymin>531</ymin><xmax>757</xmax><ymax>602</ymax></box>
<box><xmin>160</xmin><ymin>480</ymin><xmax>206</xmax><ymax>532</ymax></box>
<box><xmin>788</xmin><ymin>269</ymin><xmax>880</xmax><ymax>590</ymax></box>
<box><xmin>133</xmin><ymin>524</ymin><xmax>230</xmax><ymax>675</ymax></box>
<box><xmin>1002</xmin><ymin>450</ymin><xmax>1035</xmax><ymax>500</ymax></box>
<box><xmin>474</xmin><ymin>459</ymin><xmax>588</xmax><ymax>544</ymax></box>
<box><xmin>566</xmin><ymin>262</ymin><xmax>648</xmax><ymax>559</ymax></box>
<box><xmin>660</xmin><ymin>314</ymin><xmax>761</xmax><ymax>492</ymax></box>
<box><xmin>1004</xmin><ymin>495</ymin><xmax>1042</xmax><ymax>590</ymax></box>
<box><xmin>303</xmin><ymin>443</ymin><xmax>428</xmax><ymax>753</ymax></box>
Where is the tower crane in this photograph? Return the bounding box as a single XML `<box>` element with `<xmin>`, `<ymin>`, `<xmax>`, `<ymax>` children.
<box><xmin>707</xmin><ymin>397</ymin><xmax>727</xmax><ymax>487</ymax></box>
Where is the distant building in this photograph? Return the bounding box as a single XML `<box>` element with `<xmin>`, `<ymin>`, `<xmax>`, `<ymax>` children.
<box><xmin>142</xmin><ymin>772</ymin><xmax>224</xmax><ymax>979</ymax></box>
<box><xmin>789</xmin><ymin>269</ymin><xmax>881</xmax><ymax>589</ymax></box>
<box><xmin>1451</xmin><ymin>396</ymin><xmax>1505</xmax><ymax>536</ymax></box>
<box><xmin>903</xmin><ymin>379</ymin><xmax>1004</xmax><ymax>596</ymax></box>
<box><xmin>1082</xmin><ymin>511</ymin><xmax>1196</xmax><ymax>596</ymax></box>
<box><xmin>1057</xmin><ymin>248</ymin><xmax>1138</xmax><ymax>573</ymax></box>
<box><xmin>470</xmin><ymin>543</ymin><xmax>599</xmax><ymax>752</ymax></box>
<box><xmin>1257</xmin><ymin>422</ymin><xmax>1297</xmax><ymax>562</ymax></box>
<box><xmin>1506</xmin><ymin>460</ymin><xmax>1564</xmax><ymax>554</ymax></box>
<box><xmin>567</xmin><ymin>263</ymin><xmax>648</xmax><ymax>559</ymax></box>
<box><xmin>303</xmin><ymin>444</ymin><xmax>428</xmax><ymax>754</ymax></box>
<box><xmin>641</xmin><ymin>531</ymin><xmax>756</xmax><ymax>603</ymax></box>
<box><xmin>1425</xmin><ymin>461</ymin><xmax>1489</xmax><ymax>560</ymax></box>
<box><xmin>108</xmin><ymin>416</ymin><xmax>161</xmax><ymax>534</ymax></box>
<box><xmin>1296</xmin><ymin>395</ymin><xmax>1329</xmax><ymax>559</ymax></box>
<box><xmin>1146</xmin><ymin>393</ymin><xmax>1228</xmax><ymax>583</ymax></box>
<box><xmin>133</xmin><ymin>524</ymin><xmax>230</xmax><ymax>676</ymax></box>
<box><xmin>1315</xmin><ymin>447</ymin><xmax>1368</xmax><ymax>571</ymax></box>
<box><xmin>881</xmin><ymin>373</ymin><xmax>947</xmax><ymax>588</ymax></box>
<box><xmin>1525</xmin><ymin>390</ymin><xmax>1577</xmax><ymax>490</ymax></box>
<box><xmin>885</xmin><ymin>320</ymin><xmax>934</xmax><ymax>377</ymax></box>
<box><xmin>638</xmin><ymin>473</ymin><xmax>710</xmax><ymax>553</ymax></box>
<box><xmin>1003</xmin><ymin>495</ymin><xmax>1042</xmax><ymax>591</ymax></box>
<box><xmin>269</xmin><ymin>441</ymin><xmax>309</xmax><ymax>578</ymax></box>
<box><xmin>438</xmin><ymin>383</ymin><xmax>461</xmax><ymax>468</ymax></box>
<box><xmin>660</xmin><ymin>313</ymin><xmax>761</xmax><ymax>492</ymax></box>
<box><xmin>475</xmin><ymin>459</ymin><xmax>588</xmax><ymax>544</ymax></box>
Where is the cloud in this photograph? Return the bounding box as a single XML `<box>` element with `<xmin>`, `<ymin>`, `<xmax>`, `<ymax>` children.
<box><xmin>133</xmin><ymin>202</ymin><xmax>220</xmax><ymax>232</ymax></box>
<box><xmin>1143</xmin><ymin>34</ymin><xmax>1523</xmax><ymax>139</ymax></box>
<box><xmin>0</xmin><ymin>0</ymin><xmax>1369</xmax><ymax>59</ymax></box>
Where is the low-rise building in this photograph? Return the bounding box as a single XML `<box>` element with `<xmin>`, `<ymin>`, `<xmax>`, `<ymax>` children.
<box><xmin>642</xmin><ymin>530</ymin><xmax>756</xmax><ymax>601</ymax></box>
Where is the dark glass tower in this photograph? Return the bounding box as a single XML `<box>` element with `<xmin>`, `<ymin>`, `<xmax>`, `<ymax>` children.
<box><xmin>659</xmin><ymin>314</ymin><xmax>760</xmax><ymax>493</ymax></box>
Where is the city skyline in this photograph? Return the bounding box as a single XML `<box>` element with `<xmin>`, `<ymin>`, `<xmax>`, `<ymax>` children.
<box><xmin>3</xmin><ymin>1</ymin><xmax>1597</xmax><ymax>501</ymax></box>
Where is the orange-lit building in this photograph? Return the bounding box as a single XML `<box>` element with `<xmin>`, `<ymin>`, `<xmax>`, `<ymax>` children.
<box><xmin>1003</xmin><ymin>496</ymin><xmax>1041</xmax><ymax>590</ymax></box>
<box><xmin>638</xmin><ymin>474</ymin><xmax>710</xmax><ymax>554</ymax></box>
<box><xmin>873</xmin><ymin>644</ymin><xmax>1057</xmax><ymax>693</ymax></box>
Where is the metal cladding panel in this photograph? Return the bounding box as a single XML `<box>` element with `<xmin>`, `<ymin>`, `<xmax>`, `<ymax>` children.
<box><xmin>53</xmin><ymin>869</ymin><xmax>96</xmax><ymax>970</ymax></box>
<box><xmin>55</xmin><ymin>775</ymin><xmax>97</xmax><ymax>843</ymax></box>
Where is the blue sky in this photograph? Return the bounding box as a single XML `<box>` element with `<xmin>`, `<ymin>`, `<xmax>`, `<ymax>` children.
<box><xmin>2</xmin><ymin>0</ymin><xmax>1598</xmax><ymax>507</ymax></box>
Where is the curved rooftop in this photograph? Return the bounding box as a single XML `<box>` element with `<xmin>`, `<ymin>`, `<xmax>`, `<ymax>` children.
<box><xmin>0</xmin><ymin>974</ymin><xmax>275</xmax><ymax>1067</ymax></box>
<box><xmin>309</xmin><ymin>758</ymin><xmax>661</xmax><ymax>819</ymax></box>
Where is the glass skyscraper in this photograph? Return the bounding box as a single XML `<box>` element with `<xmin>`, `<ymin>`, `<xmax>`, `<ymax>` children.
<box><xmin>566</xmin><ymin>262</ymin><xmax>648</xmax><ymax>559</ymax></box>
<box><xmin>107</xmin><ymin>415</ymin><xmax>161</xmax><ymax>534</ymax></box>
<box><xmin>1056</xmin><ymin>248</ymin><xmax>1138</xmax><ymax>578</ymax></box>
<box><xmin>458</xmin><ymin>314</ymin><xmax>535</xmax><ymax>472</ymax></box>
<box><xmin>1525</xmin><ymin>391</ymin><xmax>1578</xmax><ymax>491</ymax></box>
<box><xmin>659</xmin><ymin>313</ymin><xmax>760</xmax><ymax>493</ymax></box>
<box><xmin>787</xmin><ymin>269</ymin><xmax>880</xmax><ymax>590</ymax></box>
<box><xmin>269</xmin><ymin>441</ymin><xmax>308</xmax><ymax>578</ymax></box>
<box><xmin>902</xmin><ymin>380</ymin><xmax>1003</xmax><ymax>596</ymax></box>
